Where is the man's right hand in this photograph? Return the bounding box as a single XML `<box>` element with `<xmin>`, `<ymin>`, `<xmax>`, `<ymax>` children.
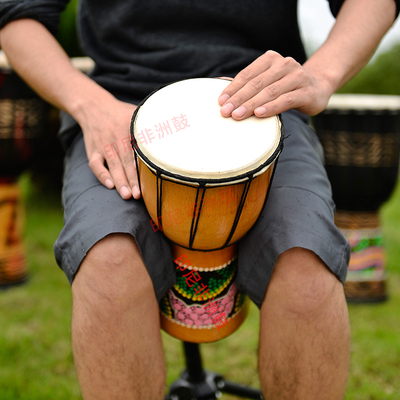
<box><xmin>79</xmin><ymin>98</ymin><xmax>140</xmax><ymax>200</ymax></box>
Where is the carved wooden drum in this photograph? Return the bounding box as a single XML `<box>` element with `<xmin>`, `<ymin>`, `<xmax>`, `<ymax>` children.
<box><xmin>0</xmin><ymin>52</ymin><xmax>48</xmax><ymax>288</ymax></box>
<box><xmin>314</xmin><ymin>94</ymin><xmax>400</xmax><ymax>302</ymax></box>
<box><xmin>131</xmin><ymin>78</ymin><xmax>283</xmax><ymax>341</ymax></box>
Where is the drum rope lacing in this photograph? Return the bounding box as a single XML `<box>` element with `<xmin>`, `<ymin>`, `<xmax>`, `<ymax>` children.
<box><xmin>188</xmin><ymin>185</ymin><xmax>206</xmax><ymax>249</ymax></box>
<box><xmin>135</xmin><ymin>158</ymin><xmax>280</xmax><ymax>252</ymax></box>
<box><xmin>156</xmin><ymin>170</ymin><xmax>164</xmax><ymax>232</ymax></box>
<box><xmin>223</xmin><ymin>178</ymin><xmax>253</xmax><ymax>248</ymax></box>
<box><xmin>132</xmin><ymin>137</ymin><xmax>281</xmax><ymax>251</ymax></box>
<box><xmin>153</xmin><ymin>174</ymin><xmax>254</xmax><ymax>251</ymax></box>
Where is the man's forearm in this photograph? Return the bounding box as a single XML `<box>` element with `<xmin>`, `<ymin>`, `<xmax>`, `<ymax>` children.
<box><xmin>0</xmin><ymin>18</ymin><xmax>114</xmax><ymax>126</ymax></box>
<box><xmin>0</xmin><ymin>18</ymin><xmax>141</xmax><ymax>199</ymax></box>
<box><xmin>304</xmin><ymin>0</ymin><xmax>397</xmax><ymax>95</ymax></box>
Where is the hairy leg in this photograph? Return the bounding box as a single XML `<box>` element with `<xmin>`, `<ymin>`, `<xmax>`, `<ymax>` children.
<box><xmin>259</xmin><ymin>247</ymin><xmax>350</xmax><ymax>400</ymax></box>
<box><xmin>71</xmin><ymin>233</ymin><xmax>166</xmax><ymax>400</ymax></box>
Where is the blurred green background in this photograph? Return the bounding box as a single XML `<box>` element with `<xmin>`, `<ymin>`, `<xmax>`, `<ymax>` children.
<box><xmin>56</xmin><ymin>0</ymin><xmax>83</xmax><ymax>58</ymax></box>
<box><xmin>1</xmin><ymin>3</ymin><xmax>400</xmax><ymax>399</ymax></box>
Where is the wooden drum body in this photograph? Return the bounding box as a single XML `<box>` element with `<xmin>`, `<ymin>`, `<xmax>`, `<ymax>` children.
<box><xmin>0</xmin><ymin>52</ymin><xmax>48</xmax><ymax>178</ymax></box>
<box><xmin>131</xmin><ymin>78</ymin><xmax>283</xmax><ymax>341</ymax></box>
<box><xmin>314</xmin><ymin>94</ymin><xmax>400</xmax><ymax>302</ymax></box>
<box><xmin>0</xmin><ymin>52</ymin><xmax>48</xmax><ymax>288</ymax></box>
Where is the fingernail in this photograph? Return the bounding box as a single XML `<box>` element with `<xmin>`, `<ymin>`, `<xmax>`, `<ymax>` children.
<box><xmin>105</xmin><ymin>179</ymin><xmax>114</xmax><ymax>189</ymax></box>
<box><xmin>121</xmin><ymin>186</ymin><xmax>131</xmax><ymax>198</ymax></box>
<box><xmin>221</xmin><ymin>102</ymin><xmax>234</xmax><ymax>115</ymax></box>
<box><xmin>232</xmin><ymin>106</ymin><xmax>246</xmax><ymax>118</ymax></box>
<box><xmin>132</xmin><ymin>185</ymin><xmax>140</xmax><ymax>199</ymax></box>
<box><xmin>255</xmin><ymin>106</ymin><xmax>267</xmax><ymax>116</ymax></box>
<box><xmin>219</xmin><ymin>93</ymin><xmax>230</xmax><ymax>105</ymax></box>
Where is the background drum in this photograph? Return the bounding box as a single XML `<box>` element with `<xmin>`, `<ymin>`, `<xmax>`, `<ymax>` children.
<box><xmin>314</xmin><ymin>94</ymin><xmax>400</xmax><ymax>302</ymax></box>
<box><xmin>131</xmin><ymin>78</ymin><xmax>283</xmax><ymax>342</ymax></box>
<box><xmin>0</xmin><ymin>51</ymin><xmax>49</xmax><ymax>288</ymax></box>
<box><xmin>0</xmin><ymin>51</ymin><xmax>94</xmax><ymax>289</ymax></box>
<box><xmin>0</xmin><ymin>51</ymin><xmax>95</xmax><ymax>288</ymax></box>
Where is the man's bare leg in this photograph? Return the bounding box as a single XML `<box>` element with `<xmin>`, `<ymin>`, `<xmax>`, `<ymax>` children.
<box><xmin>71</xmin><ymin>233</ymin><xmax>166</xmax><ymax>400</ymax></box>
<box><xmin>259</xmin><ymin>247</ymin><xmax>350</xmax><ymax>400</ymax></box>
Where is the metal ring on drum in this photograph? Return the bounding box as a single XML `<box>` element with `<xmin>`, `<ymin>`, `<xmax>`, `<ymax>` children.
<box><xmin>131</xmin><ymin>78</ymin><xmax>283</xmax><ymax>342</ymax></box>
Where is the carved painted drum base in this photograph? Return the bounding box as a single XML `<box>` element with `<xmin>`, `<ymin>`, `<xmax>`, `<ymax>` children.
<box><xmin>335</xmin><ymin>210</ymin><xmax>387</xmax><ymax>303</ymax></box>
<box><xmin>159</xmin><ymin>246</ymin><xmax>249</xmax><ymax>343</ymax></box>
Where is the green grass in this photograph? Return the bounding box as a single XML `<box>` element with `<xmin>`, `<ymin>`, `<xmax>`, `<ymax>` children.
<box><xmin>0</xmin><ymin>175</ymin><xmax>400</xmax><ymax>399</ymax></box>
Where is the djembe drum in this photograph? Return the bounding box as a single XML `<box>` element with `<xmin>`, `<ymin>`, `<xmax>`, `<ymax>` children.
<box><xmin>0</xmin><ymin>52</ymin><xmax>48</xmax><ymax>288</ymax></box>
<box><xmin>131</xmin><ymin>78</ymin><xmax>283</xmax><ymax>343</ymax></box>
<box><xmin>314</xmin><ymin>94</ymin><xmax>400</xmax><ymax>302</ymax></box>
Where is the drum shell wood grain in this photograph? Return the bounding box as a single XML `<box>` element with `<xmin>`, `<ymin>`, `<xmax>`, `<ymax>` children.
<box><xmin>0</xmin><ymin>181</ymin><xmax>27</xmax><ymax>287</ymax></box>
<box><xmin>138</xmin><ymin>158</ymin><xmax>274</xmax><ymax>250</ymax></box>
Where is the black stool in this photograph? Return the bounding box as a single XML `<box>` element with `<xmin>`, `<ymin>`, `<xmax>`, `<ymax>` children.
<box><xmin>165</xmin><ymin>342</ymin><xmax>264</xmax><ymax>400</ymax></box>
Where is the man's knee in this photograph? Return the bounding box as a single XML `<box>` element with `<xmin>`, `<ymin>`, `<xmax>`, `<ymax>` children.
<box><xmin>264</xmin><ymin>247</ymin><xmax>345</xmax><ymax>318</ymax></box>
<box><xmin>72</xmin><ymin>233</ymin><xmax>155</xmax><ymax>308</ymax></box>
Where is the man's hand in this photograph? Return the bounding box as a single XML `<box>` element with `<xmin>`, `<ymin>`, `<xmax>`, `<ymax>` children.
<box><xmin>218</xmin><ymin>50</ymin><xmax>332</xmax><ymax>121</ymax></box>
<box><xmin>80</xmin><ymin>99</ymin><xmax>140</xmax><ymax>200</ymax></box>
<box><xmin>0</xmin><ymin>19</ymin><xmax>141</xmax><ymax>200</ymax></box>
<box><xmin>218</xmin><ymin>0</ymin><xmax>397</xmax><ymax>122</ymax></box>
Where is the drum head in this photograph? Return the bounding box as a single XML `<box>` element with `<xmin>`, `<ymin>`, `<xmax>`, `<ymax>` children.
<box><xmin>131</xmin><ymin>78</ymin><xmax>283</xmax><ymax>183</ymax></box>
<box><xmin>325</xmin><ymin>94</ymin><xmax>400</xmax><ymax>112</ymax></box>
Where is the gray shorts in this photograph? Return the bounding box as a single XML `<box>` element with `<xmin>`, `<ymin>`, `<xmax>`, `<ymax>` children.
<box><xmin>54</xmin><ymin>109</ymin><xmax>350</xmax><ymax>308</ymax></box>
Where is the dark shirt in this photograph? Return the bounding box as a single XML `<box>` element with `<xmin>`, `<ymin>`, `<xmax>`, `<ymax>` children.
<box><xmin>0</xmin><ymin>0</ymin><xmax>348</xmax><ymax>103</ymax></box>
<box><xmin>1</xmin><ymin>0</ymin><xmax>399</xmax><ymax>146</ymax></box>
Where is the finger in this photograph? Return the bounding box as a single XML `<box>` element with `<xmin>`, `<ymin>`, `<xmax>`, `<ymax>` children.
<box><xmin>88</xmin><ymin>153</ymin><xmax>115</xmax><ymax>189</ymax></box>
<box><xmin>103</xmin><ymin>154</ymin><xmax>133</xmax><ymax>200</ymax></box>
<box><xmin>218</xmin><ymin>51</ymin><xmax>281</xmax><ymax>107</ymax></box>
<box><xmin>231</xmin><ymin>71</ymin><xmax>303</xmax><ymax>120</ymax></box>
<box><xmin>253</xmin><ymin>89</ymin><xmax>305</xmax><ymax>118</ymax></box>
<box><xmin>223</xmin><ymin>58</ymin><xmax>305</xmax><ymax>120</ymax></box>
<box><xmin>119</xmin><ymin>148</ymin><xmax>141</xmax><ymax>200</ymax></box>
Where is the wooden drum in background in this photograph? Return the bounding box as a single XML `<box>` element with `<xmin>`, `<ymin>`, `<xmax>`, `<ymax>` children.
<box><xmin>314</xmin><ymin>94</ymin><xmax>400</xmax><ymax>302</ymax></box>
<box><xmin>0</xmin><ymin>52</ymin><xmax>49</xmax><ymax>288</ymax></box>
<box><xmin>131</xmin><ymin>78</ymin><xmax>283</xmax><ymax>342</ymax></box>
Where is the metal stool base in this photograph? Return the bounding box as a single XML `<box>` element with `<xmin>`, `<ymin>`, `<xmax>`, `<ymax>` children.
<box><xmin>165</xmin><ymin>342</ymin><xmax>263</xmax><ymax>400</ymax></box>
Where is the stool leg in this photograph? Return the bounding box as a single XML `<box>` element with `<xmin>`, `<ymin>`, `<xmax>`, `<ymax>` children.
<box><xmin>184</xmin><ymin>341</ymin><xmax>205</xmax><ymax>383</ymax></box>
<box><xmin>165</xmin><ymin>342</ymin><xmax>264</xmax><ymax>400</ymax></box>
<box><xmin>215</xmin><ymin>378</ymin><xmax>264</xmax><ymax>399</ymax></box>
